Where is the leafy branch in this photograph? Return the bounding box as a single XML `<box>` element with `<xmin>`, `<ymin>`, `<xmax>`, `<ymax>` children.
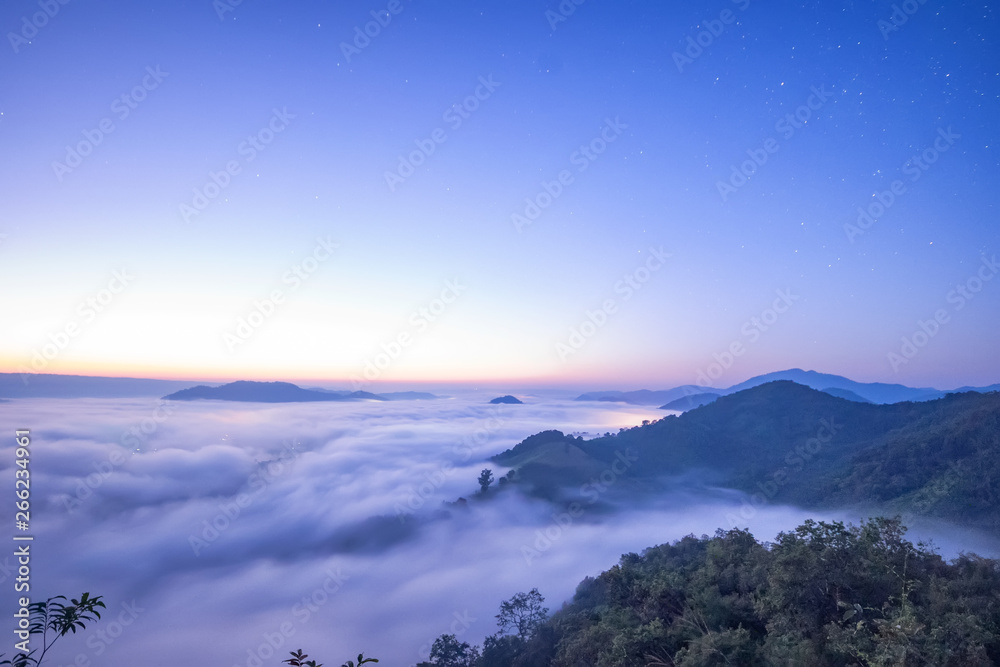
<box><xmin>0</xmin><ymin>593</ymin><xmax>105</xmax><ymax>667</ymax></box>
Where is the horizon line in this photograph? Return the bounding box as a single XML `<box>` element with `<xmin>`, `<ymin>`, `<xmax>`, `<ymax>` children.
<box><xmin>0</xmin><ymin>368</ymin><xmax>993</xmax><ymax>393</ymax></box>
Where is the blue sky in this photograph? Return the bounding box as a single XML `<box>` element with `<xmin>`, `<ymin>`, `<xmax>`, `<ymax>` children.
<box><xmin>1</xmin><ymin>0</ymin><xmax>997</xmax><ymax>388</ymax></box>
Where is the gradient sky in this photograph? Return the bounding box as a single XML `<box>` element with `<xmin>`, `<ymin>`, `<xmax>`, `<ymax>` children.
<box><xmin>1</xmin><ymin>0</ymin><xmax>997</xmax><ymax>389</ymax></box>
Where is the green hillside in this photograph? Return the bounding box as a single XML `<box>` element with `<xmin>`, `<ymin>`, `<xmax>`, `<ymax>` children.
<box><xmin>476</xmin><ymin>518</ymin><xmax>1000</xmax><ymax>666</ymax></box>
<box><xmin>493</xmin><ymin>382</ymin><xmax>1000</xmax><ymax>527</ymax></box>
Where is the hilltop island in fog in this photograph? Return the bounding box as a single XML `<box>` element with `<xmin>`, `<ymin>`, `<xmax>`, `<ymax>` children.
<box><xmin>489</xmin><ymin>395</ymin><xmax>524</xmax><ymax>404</ymax></box>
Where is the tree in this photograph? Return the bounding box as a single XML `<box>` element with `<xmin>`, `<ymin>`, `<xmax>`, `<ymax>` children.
<box><xmin>477</xmin><ymin>468</ymin><xmax>494</xmax><ymax>493</ymax></box>
<box><xmin>479</xmin><ymin>633</ymin><xmax>525</xmax><ymax>667</ymax></box>
<box><xmin>283</xmin><ymin>651</ymin><xmax>376</xmax><ymax>667</ymax></box>
<box><xmin>427</xmin><ymin>634</ymin><xmax>479</xmax><ymax>666</ymax></box>
<box><xmin>496</xmin><ymin>588</ymin><xmax>547</xmax><ymax>642</ymax></box>
<box><xmin>498</xmin><ymin>470</ymin><xmax>517</xmax><ymax>487</ymax></box>
<box><xmin>0</xmin><ymin>592</ymin><xmax>105</xmax><ymax>667</ymax></box>
<box><xmin>284</xmin><ymin>649</ymin><xmax>322</xmax><ymax>666</ymax></box>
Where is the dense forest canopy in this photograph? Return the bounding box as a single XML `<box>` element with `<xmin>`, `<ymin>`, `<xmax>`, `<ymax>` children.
<box><xmin>419</xmin><ymin>517</ymin><xmax>1000</xmax><ymax>666</ymax></box>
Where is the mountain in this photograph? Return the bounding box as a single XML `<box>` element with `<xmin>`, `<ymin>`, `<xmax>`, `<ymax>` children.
<box><xmin>656</xmin><ymin>384</ymin><xmax>871</xmax><ymax>411</ymax></box>
<box><xmin>659</xmin><ymin>392</ymin><xmax>720</xmax><ymax>411</ymax></box>
<box><xmin>723</xmin><ymin>368</ymin><xmax>945</xmax><ymax>403</ymax></box>
<box><xmin>497</xmin><ymin>381</ymin><xmax>1000</xmax><ymax>528</ymax></box>
<box><xmin>819</xmin><ymin>386</ymin><xmax>872</xmax><ymax>403</ymax></box>
<box><xmin>573</xmin><ymin>368</ymin><xmax>1000</xmax><ymax>406</ymax></box>
<box><xmin>822</xmin><ymin>391</ymin><xmax>1000</xmax><ymax>523</ymax></box>
<box><xmin>0</xmin><ymin>373</ymin><xmax>200</xmax><ymax>398</ymax></box>
<box><xmin>490</xmin><ymin>395</ymin><xmax>523</xmax><ymax>404</ymax></box>
<box><xmin>163</xmin><ymin>381</ymin><xmax>386</xmax><ymax>403</ymax></box>
<box><xmin>306</xmin><ymin>388</ymin><xmax>441</xmax><ymax>401</ymax></box>
<box><xmin>574</xmin><ymin>386</ymin><xmax>707</xmax><ymax>406</ymax></box>
<box><xmin>953</xmin><ymin>382</ymin><xmax>1000</xmax><ymax>393</ymax></box>
<box><xmin>0</xmin><ymin>373</ymin><xmax>443</xmax><ymax>403</ymax></box>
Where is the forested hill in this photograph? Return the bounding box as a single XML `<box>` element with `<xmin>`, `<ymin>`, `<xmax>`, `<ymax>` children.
<box><xmin>484</xmin><ymin>518</ymin><xmax>1000</xmax><ymax>666</ymax></box>
<box><xmin>493</xmin><ymin>381</ymin><xmax>1000</xmax><ymax>528</ymax></box>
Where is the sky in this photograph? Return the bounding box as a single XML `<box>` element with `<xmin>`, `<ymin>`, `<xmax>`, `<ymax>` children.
<box><xmin>1</xmin><ymin>0</ymin><xmax>998</xmax><ymax>389</ymax></box>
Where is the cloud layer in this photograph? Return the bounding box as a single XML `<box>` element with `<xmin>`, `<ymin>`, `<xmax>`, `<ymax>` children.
<box><xmin>1</xmin><ymin>395</ymin><xmax>995</xmax><ymax>667</ymax></box>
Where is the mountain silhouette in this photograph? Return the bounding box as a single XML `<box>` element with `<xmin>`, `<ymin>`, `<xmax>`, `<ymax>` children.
<box><xmin>490</xmin><ymin>395</ymin><xmax>524</xmax><ymax>404</ymax></box>
<box><xmin>502</xmin><ymin>381</ymin><xmax>1000</xmax><ymax>528</ymax></box>
<box><xmin>660</xmin><ymin>392</ymin><xmax>720</xmax><ymax>411</ymax></box>
<box><xmin>576</xmin><ymin>368</ymin><xmax>997</xmax><ymax>406</ymax></box>
<box><xmin>163</xmin><ymin>381</ymin><xmax>387</xmax><ymax>403</ymax></box>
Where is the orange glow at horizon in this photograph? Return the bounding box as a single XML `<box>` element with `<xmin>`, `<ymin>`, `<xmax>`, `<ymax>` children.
<box><xmin>0</xmin><ymin>353</ymin><xmax>697</xmax><ymax>390</ymax></box>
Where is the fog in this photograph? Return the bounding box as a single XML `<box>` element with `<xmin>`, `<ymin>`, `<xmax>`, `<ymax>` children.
<box><xmin>1</xmin><ymin>395</ymin><xmax>995</xmax><ymax>667</ymax></box>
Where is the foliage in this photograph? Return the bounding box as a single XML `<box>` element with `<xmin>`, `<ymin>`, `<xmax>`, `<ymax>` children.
<box><xmin>425</xmin><ymin>634</ymin><xmax>480</xmax><ymax>667</ymax></box>
<box><xmin>496</xmin><ymin>588</ymin><xmax>548</xmax><ymax>642</ymax></box>
<box><xmin>423</xmin><ymin>590</ymin><xmax>550</xmax><ymax>667</ymax></box>
<box><xmin>0</xmin><ymin>592</ymin><xmax>105</xmax><ymax>667</ymax></box>
<box><xmin>417</xmin><ymin>517</ymin><xmax>1000</xmax><ymax>665</ymax></box>
<box><xmin>283</xmin><ymin>650</ymin><xmax>377</xmax><ymax>667</ymax></box>
<box><xmin>499</xmin><ymin>517</ymin><xmax>1000</xmax><ymax>666</ymax></box>
<box><xmin>822</xmin><ymin>393</ymin><xmax>1000</xmax><ymax>528</ymax></box>
<box><xmin>284</xmin><ymin>649</ymin><xmax>322</xmax><ymax>666</ymax></box>
<box><xmin>478</xmin><ymin>469</ymin><xmax>494</xmax><ymax>493</ymax></box>
<box><xmin>479</xmin><ymin>634</ymin><xmax>526</xmax><ymax>667</ymax></box>
<box><xmin>493</xmin><ymin>383</ymin><xmax>1000</xmax><ymax>528</ymax></box>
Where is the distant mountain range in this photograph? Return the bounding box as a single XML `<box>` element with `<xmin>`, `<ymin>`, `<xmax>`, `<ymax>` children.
<box><xmin>305</xmin><ymin>387</ymin><xmax>441</xmax><ymax>401</ymax></box>
<box><xmin>164</xmin><ymin>382</ymin><xmax>381</xmax><ymax>402</ymax></box>
<box><xmin>659</xmin><ymin>392</ymin><xmax>721</xmax><ymax>411</ymax></box>
<box><xmin>819</xmin><ymin>386</ymin><xmax>873</xmax><ymax>403</ymax></box>
<box><xmin>0</xmin><ymin>373</ymin><xmax>442</xmax><ymax>402</ymax></box>
<box><xmin>5</xmin><ymin>369</ymin><xmax>995</xmax><ymax>407</ymax></box>
<box><xmin>574</xmin><ymin>368</ymin><xmax>1000</xmax><ymax>408</ymax></box>
<box><xmin>575</xmin><ymin>386</ymin><xmax>706</xmax><ymax>406</ymax></box>
<box><xmin>0</xmin><ymin>373</ymin><xmax>198</xmax><ymax>398</ymax></box>
<box><xmin>163</xmin><ymin>381</ymin><xmax>441</xmax><ymax>403</ymax></box>
<box><xmin>499</xmin><ymin>380</ymin><xmax>1000</xmax><ymax>529</ymax></box>
<box><xmin>662</xmin><ymin>384</ymin><xmax>874</xmax><ymax>411</ymax></box>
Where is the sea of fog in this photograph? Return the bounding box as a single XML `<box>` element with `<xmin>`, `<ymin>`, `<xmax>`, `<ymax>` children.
<box><xmin>2</xmin><ymin>394</ymin><xmax>997</xmax><ymax>667</ymax></box>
